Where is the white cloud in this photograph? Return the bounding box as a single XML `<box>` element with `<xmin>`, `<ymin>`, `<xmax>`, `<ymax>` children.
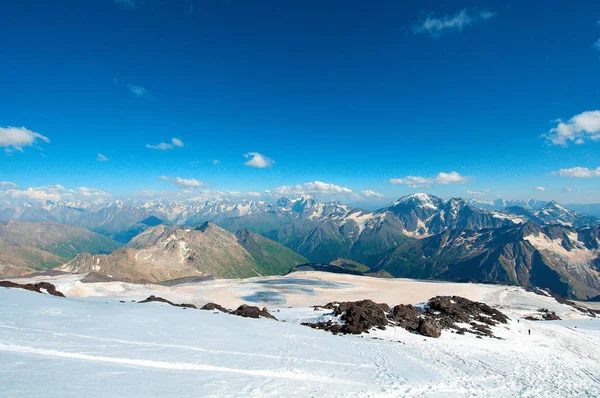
<box><xmin>97</xmin><ymin>153</ymin><xmax>109</xmax><ymax>162</ymax></box>
<box><xmin>595</xmin><ymin>39</ymin><xmax>600</xmax><ymax>51</ymax></box>
<box><xmin>171</xmin><ymin>138</ymin><xmax>184</xmax><ymax>147</ymax></box>
<box><xmin>247</xmin><ymin>191</ymin><xmax>261</xmax><ymax>197</ymax></box>
<box><xmin>113</xmin><ymin>0</ymin><xmax>136</xmax><ymax>9</ymax></box>
<box><xmin>75</xmin><ymin>187</ymin><xmax>111</xmax><ymax>201</ymax></box>
<box><xmin>0</xmin><ymin>126</ymin><xmax>50</xmax><ymax>151</ymax></box>
<box><xmin>159</xmin><ymin>176</ymin><xmax>205</xmax><ymax>189</ymax></box>
<box><xmin>413</xmin><ymin>9</ymin><xmax>496</xmax><ymax>37</ymax></box>
<box><xmin>534</xmin><ymin>186</ymin><xmax>546</xmax><ymax>191</ymax></box>
<box><xmin>273</xmin><ymin>181</ymin><xmax>353</xmax><ymax>196</ymax></box>
<box><xmin>146</xmin><ymin>138</ymin><xmax>184</xmax><ymax>150</ymax></box>
<box><xmin>390</xmin><ymin>171</ymin><xmax>469</xmax><ymax>188</ymax></box>
<box><xmin>361</xmin><ymin>189</ymin><xmax>383</xmax><ymax>198</ymax></box>
<box><xmin>0</xmin><ymin>183</ymin><xmax>110</xmax><ymax>203</ymax></box>
<box><xmin>244</xmin><ymin>152</ymin><xmax>275</xmax><ymax>168</ymax></box>
<box><xmin>128</xmin><ymin>84</ymin><xmax>148</xmax><ymax>97</ymax></box>
<box><xmin>553</xmin><ymin>167</ymin><xmax>600</xmax><ymax>178</ymax></box>
<box><xmin>0</xmin><ymin>182</ymin><xmax>18</xmax><ymax>189</ymax></box>
<box><xmin>546</xmin><ymin>110</ymin><xmax>600</xmax><ymax>146</ymax></box>
<box><xmin>213</xmin><ymin>159</ymin><xmax>221</xmax><ymax>165</ymax></box>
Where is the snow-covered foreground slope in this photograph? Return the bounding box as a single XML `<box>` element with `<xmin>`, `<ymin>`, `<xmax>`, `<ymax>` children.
<box><xmin>1</xmin><ymin>275</ymin><xmax>600</xmax><ymax>397</ymax></box>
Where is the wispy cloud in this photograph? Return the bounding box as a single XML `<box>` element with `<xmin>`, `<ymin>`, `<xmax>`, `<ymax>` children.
<box><xmin>213</xmin><ymin>159</ymin><xmax>221</xmax><ymax>165</ymax></box>
<box><xmin>244</xmin><ymin>152</ymin><xmax>275</xmax><ymax>168</ymax></box>
<box><xmin>466</xmin><ymin>189</ymin><xmax>491</xmax><ymax>196</ymax></box>
<box><xmin>159</xmin><ymin>176</ymin><xmax>205</xmax><ymax>189</ymax></box>
<box><xmin>546</xmin><ymin>110</ymin><xmax>600</xmax><ymax>146</ymax></box>
<box><xmin>97</xmin><ymin>153</ymin><xmax>110</xmax><ymax>162</ymax></box>
<box><xmin>413</xmin><ymin>9</ymin><xmax>496</xmax><ymax>38</ymax></box>
<box><xmin>534</xmin><ymin>186</ymin><xmax>546</xmax><ymax>191</ymax></box>
<box><xmin>552</xmin><ymin>167</ymin><xmax>600</xmax><ymax>178</ymax></box>
<box><xmin>146</xmin><ymin>138</ymin><xmax>184</xmax><ymax>150</ymax></box>
<box><xmin>273</xmin><ymin>181</ymin><xmax>352</xmax><ymax>196</ymax></box>
<box><xmin>390</xmin><ymin>171</ymin><xmax>469</xmax><ymax>188</ymax></box>
<box><xmin>361</xmin><ymin>189</ymin><xmax>383</xmax><ymax>198</ymax></box>
<box><xmin>0</xmin><ymin>126</ymin><xmax>50</xmax><ymax>152</ymax></box>
<box><xmin>247</xmin><ymin>191</ymin><xmax>262</xmax><ymax>197</ymax></box>
<box><xmin>594</xmin><ymin>39</ymin><xmax>600</xmax><ymax>51</ymax></box>
<box><xmin>128</xmin><ymin>84</ymin><xmax>149</xmax><ymax>97</ymax></box>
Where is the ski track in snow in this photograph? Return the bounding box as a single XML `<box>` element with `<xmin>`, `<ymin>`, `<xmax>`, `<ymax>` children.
<box><xmin>0</xmin><ymin>323</ymin><xmax>369</xmax><ymax>367</ymax></box>
<box><xmin>0</xmin><ymin>343</ymin><xmax>363</xmax><ymax>386</ymax></box>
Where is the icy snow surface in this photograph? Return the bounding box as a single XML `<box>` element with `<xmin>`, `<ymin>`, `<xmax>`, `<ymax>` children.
<box><xmin>1</xmin><ymin>273</ymin><xmax>600</xmax><ymax>397</ymax></box>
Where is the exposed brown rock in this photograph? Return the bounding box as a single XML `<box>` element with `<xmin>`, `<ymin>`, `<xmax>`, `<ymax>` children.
<box><xmin>201</xmin><ymin>303</ymin><xmax>231</xmax><ymax>313</ymax></box>
<box><xmin>391</xmin><ymin>304</ymin><xmax>421</xmax><ymax>330</ymax></box>
<box><xmin>138</xmin><ymin>295</ymin><xmax>197</xmax><ymax>309</ymax></box>
<box><xmin>0</xmin><ymin>280</ymin><xmax>65</xmax><ymax>297</ymax></box>
<box><xmin>417</xmin><ymin>318</ymin><xmax>441</xmax><ymax>338</ymax></box>
<box><xmin>232</xmin><ymin>304</ymin><xmax>277</xmax><ymax>320</ymax></box>
<box><xmin>305</xmin><ymin>296</ymin><xmax>509</xmax><ymax>339</ymax></box>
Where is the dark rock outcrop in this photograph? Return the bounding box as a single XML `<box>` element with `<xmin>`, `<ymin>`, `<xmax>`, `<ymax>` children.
<box><xmin>305</xmin><ymin>296</ymin><xmax>509</xmax><ymax>338</ymax></box>
<box><xmin>391</xmin><ymin>304</ymin><xmax>421</xmax><ymax>330</ymax></box>
<box><xmin>201</xmin><ymin>303</ymin><xmax>231</xmax><ymax>313</ymax></box>
<box><xmin>525</xmin><ymin>308</ymin><xmax>562</xmax><ymax>321</ymax></box>
<box><xmin>539</xmin><ymin>308</ymin><xmax>561</xmax><ymax>320</ymax></box>
<box><xmin>305</xmin><ymin>300</ymin><xmax>391</xmax><ymax>334</ymax></box>
<box><xmin>425</xmin><ymin>296</ymin><xmax>509</xmax><ymax>337</ymax></box>
<box><xmin>138</xmin><ymin>295</ymin><xmax>197</xmax><ymax>309</ymax></box>
<box><xmin>232</xmin><ymin>304</ymin><xmax>277</xmax><ymax>320</ymax></box>
<box><xmin>0</xmin><ymin>280</ymin><xmax>65</xmax><ymax>297</ymax></box>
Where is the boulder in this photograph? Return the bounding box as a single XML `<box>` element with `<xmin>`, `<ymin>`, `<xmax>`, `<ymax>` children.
<box><xmin>232</xmin><ymin>304</ymin><xmax>277</xmax><ymax>320</ymax></box>
<box><xmin>417</xmin><ymin>318</ymin><xmax>441</xmax><ymax>338</ymax></box>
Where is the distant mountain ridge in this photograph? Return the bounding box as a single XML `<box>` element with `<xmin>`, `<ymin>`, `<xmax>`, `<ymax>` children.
<box><xmin>0</xmin><ymin>221</ymin><xmax>121</xmax><ymax>277</ymax></box>
<box><xmin>59</xmin><ymin>222</ymin><xmax>307</xmax><ymax>283</ymax></box>
<box><xmin>2</xmin><ymin>194</ymin><xmax>599</xmax><ymax>299</ymax></box>
<box><xmin>1</xmin><ymin>194</ymin><xmax>596</xmax><ymax>244</ymax></box>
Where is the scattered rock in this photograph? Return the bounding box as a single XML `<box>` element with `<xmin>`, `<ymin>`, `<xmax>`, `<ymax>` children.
<box><xmin>201</xmin><ymin>303</ymin><xmax>231</xmax><ymax>313</ymax></box>
<box><xmin>539</xmin><ymin>308</ymin><xmax>561</xmax><ymax>321</ymax></box>
<box><xmin>525</xmin><ymin>308</ymin><xmax>561</xmax><ymax>321</ymax></box>
<box><xmin>0</xmin><ymin>280</ymin><xmax>65</xmax><ymax>297</ymax></box>
<box><xmin>138</xmin><ymin>295</ymin><xmax>197</xmax><ymax>309</ymax></box>
<box><xmin>232</xmin><ymin>304</ymin><xmax>277</xmax><ymax>320</ymax></box>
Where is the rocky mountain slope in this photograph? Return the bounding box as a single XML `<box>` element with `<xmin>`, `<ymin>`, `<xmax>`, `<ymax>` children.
<box><xmin>379</xmin><ymin>222</ymin><xmax>600</xmax><ymax>299</ymax></box>
<box><xmin>0</xmin><ymin>221</ymin><xmax>121</xmax><ymax>277</ymax></box>
<box><xmin>60</xmin><ymin>222</ymin><xmax>307</xmax><ymax>282</ymax></box>
<box><xmin>3</xmin><ymin>194</ymin><xmax>600</xmax><ymax>297</ymax></box>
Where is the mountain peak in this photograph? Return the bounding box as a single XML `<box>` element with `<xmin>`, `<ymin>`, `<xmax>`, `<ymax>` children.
<box><xmin>291</xmin><ymin>195</ymin><xmax>318</xmax><ymax>212</ymax></box>
<box><xmin>195</xmin><ymin>221</ymin><xmax>219</xmax><ymax>232</ymax></box>
<box><xmin>394</xmin><ymin>193</ymin><xmax>443</xmax><ymax>210</ymax></box>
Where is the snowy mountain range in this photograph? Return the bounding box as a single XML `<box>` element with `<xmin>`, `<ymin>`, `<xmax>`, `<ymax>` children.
<box><xmin>1</xmin><ymin>193</ymin><xmax>599</xmax><ymax>299</ymax></box>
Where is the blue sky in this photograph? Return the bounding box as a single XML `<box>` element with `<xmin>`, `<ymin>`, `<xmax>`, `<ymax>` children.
<box><xmin>1</xmin><ymin>0</ymin><xmax>600</xmax><ymax>206</ymax></box>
